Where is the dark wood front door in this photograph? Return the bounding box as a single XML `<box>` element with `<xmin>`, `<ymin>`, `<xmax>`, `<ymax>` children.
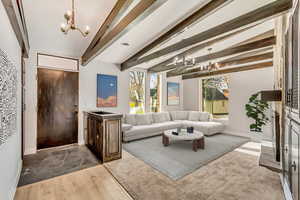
<box><xmin>37</xmin><ymin>68</ymin><xmax>78</xmax><ymax>149</ymax></box>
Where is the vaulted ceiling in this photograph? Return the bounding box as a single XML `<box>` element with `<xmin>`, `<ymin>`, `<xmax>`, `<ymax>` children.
<box><xmin>23</xmin><ymin>0</ymin><xmax>118</xmax><ymax>57</ymax></box>
<box><xmin>23</xmin><ymin>0</ymin><xmax>281</xmax><ymax>71</ymax></box>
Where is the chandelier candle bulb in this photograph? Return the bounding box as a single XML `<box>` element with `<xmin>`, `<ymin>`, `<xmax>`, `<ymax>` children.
<box><xmin>85</xmin><ymin>26</ymin><xmax>90</xmax><ymax>35</ymax></box>
<box><xmin>60</xmin><ymin>0</ymin><xmax>90</xmax><ymax>37</ymax></box>
<box><xmin>60</xmin><ymin>23</ymin><xmax>67</xmax><ymax>32</ymax></box>
<box><xmin>64</xmin><ymin>10</ymin><xmax>72</xmax><ymax>20</ymax></box>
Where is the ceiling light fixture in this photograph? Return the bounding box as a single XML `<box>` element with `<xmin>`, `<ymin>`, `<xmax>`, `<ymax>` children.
<box><xmin>172</xmin><ymin>47</ymin><xmax>220</xmax><ymax>72</ymax></box>
<box><xmin>60</xmin><ymin>0</ymin><xmax>90</xmax><ymax>37</ymax></box>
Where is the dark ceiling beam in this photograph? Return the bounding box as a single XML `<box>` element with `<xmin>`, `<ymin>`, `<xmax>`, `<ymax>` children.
<box><xmin>220</xmin><ymin>46</ymin><xmax>273</xmax><ymax>62</ymax></box>
<box><xmin>148</xmin><ymin>26</ymin><xmax>252</xmax><ymax>73</ymax></box>
<box><xmin>121</xmin><ymin>0</ymin><xmax>233</xmax><ymax>71</ymax></box>
<box><xmin>82</xmin><ymin>0</ymin><xmax>133</xmax><ymax>59</ymax></box>
<box><xmin>164</xmin><ymin>36</ymin><xmax>275</xmax><ymax>75</ymax></box>
<box><xmin>122</xmin><ymin>0</ymin><xmax>292</xmax><ymax>69</ymax></box>
<box><xmin>167</xmin><ymin>52</ymin><xmax>273</xmax><ymax>77</ymax></box>
<box><xmin>82</xmin><ymin>0</ymin><xmax>168</xmax><ymax>66</ymax></box>
<box><xmin>2</xmin><ymin>0</ymin><xmax>30</xmax><ymax>57</ymax></box>
<box><xmin>231</xmin><ymin>29</ymin><xmax>274</xmax><ymax>47</ymax></box>
<box><xmin>166</xmin><ymin>30</ymin><xmax>275</xmax><ymax>76</ymax></box>
<box><xmin>182</xmin><ymin>61</ymin><xmax>273</xmax><ymax>80</ymax></box>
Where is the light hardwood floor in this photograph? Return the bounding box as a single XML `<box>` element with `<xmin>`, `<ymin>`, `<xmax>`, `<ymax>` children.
<box><xmin>14</xmin><ymin>165</ymin><xmax>133</xmax><ymax>200</ymax></box>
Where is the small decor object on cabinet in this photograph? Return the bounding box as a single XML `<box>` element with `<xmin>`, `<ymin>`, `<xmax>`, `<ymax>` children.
<box><xmin>0</xmin><ymin>49</ymin><xmax>17</xmax><ymax>146</ymax></box>
<box><xmin>167</xmin><ymin>82</ymin><xmax>180</xmax><ymax>105</ymax></box>
<box><xmin>187</xmin><ymin>127</ymin><xmax>194</xmax><ymax>134</ymax></box>
<box><xmin>97</xmin><ymin>74</ymin><xmax>117</xmax><ymax>107</ymax></box>
<box><xmin>245</xmin><ymin>92</ymin><xmax>269</xmax><ymax>132</ymax></box>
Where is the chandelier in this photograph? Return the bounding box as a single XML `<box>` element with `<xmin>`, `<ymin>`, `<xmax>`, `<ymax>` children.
<box><xmin>174</xmin><ymin>47</ymin><xmax>220</xmax><ymax>72</ymax></box>
<box><xmin>60</xmin><ymin>0</ymin><xmax>90</xmax><ymax>37</ymax></box>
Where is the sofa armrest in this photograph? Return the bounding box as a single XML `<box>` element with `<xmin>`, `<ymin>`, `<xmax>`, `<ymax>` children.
<box><xmin>122</xmin><ymin>123</ymin><xmax>133</xmax><ymax>132</ymax></box>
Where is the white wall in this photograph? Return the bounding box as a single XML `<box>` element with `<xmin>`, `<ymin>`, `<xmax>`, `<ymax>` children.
<box><xmin>227</xmin><ymin>67</ymin><xmax>274</xmax><ymax>140</ymax></box>
<box><xmin>79</xmin><ymin>60</ymin><xmax>130</xmax><ymax>144</ymax></box>
<box><xmin>0</xmin><ymin>2</ymin><xmax>23</xmax><ymax>200</ymax></box>
<box><xmin>162</xmin><ymin>74</ymin><xmax>184</xmax><ymax>111</ymax></box>
<box><xmin>24</xmin><ymin>52</ymin><xmax>37</xmax><ymax>155</ymax></box>
<box><xmin>182</xmin><ymin>67</ymin><xmax>274</xmax><ymax>140</ymax></box>
<box><xmin>24</xmin><ymin>54</ymin><xmax>130</xmax><ymax>152</ymax></box>
<box><xmin>183</xmin><ymin>78</ymin><xmax>200</xmax><ymax>111</ymax></box>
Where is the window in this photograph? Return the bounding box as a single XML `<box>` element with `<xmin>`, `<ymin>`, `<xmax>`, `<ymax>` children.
<box><xmin>150</xmin><ymin>73</ymin><xmax>161</xmax><ymax>112</ymax></box>
<box><xmin>202</xmin><ymin>77</ymin><xmax>229</xmax><ymax>118</ymax></box>
<box><xmin>129</xmin><ymin>71</ymin><xmax>146</xmax><ymax>114</ymax></box>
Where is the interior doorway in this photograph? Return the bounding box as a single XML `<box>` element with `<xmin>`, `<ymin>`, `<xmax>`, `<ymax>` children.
<box><xmin>37</xmin><ymin>68</ymin><xmax>78</xmax><ymax>149</ymax></box>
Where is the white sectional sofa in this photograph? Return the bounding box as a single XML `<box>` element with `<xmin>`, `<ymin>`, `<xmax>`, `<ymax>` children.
<box><xmin>122</xmin><ymin>111</ymin><xmax>225</xmax><ymax>142</ymax></box>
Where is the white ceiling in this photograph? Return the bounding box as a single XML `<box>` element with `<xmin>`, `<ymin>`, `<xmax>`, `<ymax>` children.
<box><xmin>127</xmin><ymin>0</ymin><xmax>276</xmax><ymax>70</ymax></box>
<box><xmin>23</xmin><ymin>0</ymin><xmax>276</xmax><ymax>68</ymax></box>
<box><xmin>23</xmin><ymin>0</ymin><xmax>117</xmax><ymax>58</ymax></box>
<box><xmin>96</xmin><ymin>0</ymin><xmax>210</xmax><ymax>63</ymax></box>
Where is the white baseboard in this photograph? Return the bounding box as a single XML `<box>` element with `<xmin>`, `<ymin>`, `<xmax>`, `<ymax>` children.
<box><xmin>24</xmin><ymin>147</ymin><xmax>36</xmax><ymax>155</ymax></box>
<box><xmin>8</xmin><ymin>159</ymin><xmax>22</xmax><ymax>200</ymax></box>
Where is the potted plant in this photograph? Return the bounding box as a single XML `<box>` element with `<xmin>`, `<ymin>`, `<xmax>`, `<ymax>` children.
<box><xmin>245</xmin><ymin>93</ymin><xmax>270</xmax><ymax>133</ymax></box>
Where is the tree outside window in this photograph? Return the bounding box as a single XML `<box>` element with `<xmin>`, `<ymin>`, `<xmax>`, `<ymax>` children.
<box><xmin>129</xmin><ymin>71</ymin><xmax>146</xmax><ymax>114</ymax></box>
<box><xmin>150</xmin><ymin>73</ymin><xmax>161</xmax><ymax>112</ymax></box>
<box><xmin>202</xmin><ymin>76</ymin><xmax>229</xmax><ymax>118</ymax></box>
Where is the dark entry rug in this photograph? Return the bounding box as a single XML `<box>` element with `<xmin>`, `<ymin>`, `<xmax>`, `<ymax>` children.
<box><xmin>18</xmin><ymin>145</ymin><xmax>99</xmax><ymax>186</ymax></box>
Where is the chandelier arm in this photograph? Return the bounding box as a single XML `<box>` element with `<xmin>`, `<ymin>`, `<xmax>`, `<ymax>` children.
<box><xmin>65</xmin><ymin>25</ymin><xmax>72</xmax><ymax>34</ymax></box>
<box><xmin>75</xmin><ymin>27</ymin><xmax>87</xmax><ymax>37</ymax></box>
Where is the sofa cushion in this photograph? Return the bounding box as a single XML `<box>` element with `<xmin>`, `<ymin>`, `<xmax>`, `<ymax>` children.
<box><xmin>125</xmin><ymin>114</ymin><xmax>136</xmax><ymax>125</ymax></box>
<box><xmin>122</xmin><ymin>123</ymin><xmax>133</xmax><ymax>132</ymax></box>
<box><xmin>135</xmin><ymin>113</ymin><xmax>153</xmax><ymax>126</ymax></box>
<box><xmin>199</xmin><ymin>112</ymin><xmax>210</xmax><ymax>121</ymax></box>
<box><xmin>188</xmin><ymin>111</ymin><xmax>200</xmax><ymax>121</ymax></box>
<box><xmin>170</xmin><ymin>111</ymin><xmax>189</xmax><ymax>120</ymax></box>
<box><xmin>155</xmin><ymin>121</ymin><xmax>182</xmax><ymax>131</ymax></box>
<box><xmin>123</xmin><ymin>121</ymin><xmax>182</xmax><ymax>138</ymax></box>
<box><xmin>124</xmin><ymin>124</ymin><xmax>162</xmax><ymax>137</ymax></box>
<box><xmin>183</xmin><ymin>121</ymin><xmax>225</xmax><ymax>136</ymax></box>
<box><xmin>152</xmin><ymin>112</ymin><xmax>171</xmax><ymax>123</ymax></box>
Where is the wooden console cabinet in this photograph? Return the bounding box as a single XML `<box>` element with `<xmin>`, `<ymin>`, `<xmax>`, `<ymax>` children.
<box><xmin>85</xmin><ymin>111</ymin><xmax>122</xmax><ymax>163</ymax></box>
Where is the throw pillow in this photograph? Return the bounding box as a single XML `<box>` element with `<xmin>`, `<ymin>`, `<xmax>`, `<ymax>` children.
<box><xmin>169</xmin><ymin>111</ymin><xmax>177</xmax><ymax>121</ymax></box>
<box><xmin>125</xmin><ymin>114</ymin><xmax>136</xmax><ymax>125</ymax></box>
<box><xmin>135</xmin><ymin>113</ymin><xmax>153</xmax><ymax>125</ymax></box>
<box><xmin>188</xmin><ymin>111</ymin><xmax>200</xmax><ymax>121</ymax></box>
<box><xmin>163</xmin><ymin>112</ymin><xmax>171</xmax><ymax>121</ymax></box>
<box><xmin>176</xmin><ymin>111</ymin><xmax>189</xmax><ymax>120</ymax></box>
<box><xmin>199</xmin><ymin>112</ymin><xmax>210</xmax><ymax>121</ymax></box>
<box><xmin>152</xmin><ymin>112</ymin><xmax>171</xmax><ymax>123</ymax></box>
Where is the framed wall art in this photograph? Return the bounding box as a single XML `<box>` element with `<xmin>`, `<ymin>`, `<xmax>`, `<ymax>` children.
<box><xmin>167</xmin><ymin>82</ymin><xmax>180</xmax><ymax>106</ymax></box>
<box><xmin>97</xmin><ymin>74</ymin><xmax>117</xmax><ymax>107</ymax></box>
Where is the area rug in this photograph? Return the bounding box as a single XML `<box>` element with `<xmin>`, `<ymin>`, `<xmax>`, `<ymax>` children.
<box><xmin>104</xmin><ymin>147</ymin><xmax>284</xmax><ymax>200</ymax></box>
<box><xmin>123</xmin><ymin>134</ymin><xmax>249</xmax><ymax>180</ymax></box>
<box><xmin>18</xmin><ymin>145</ymin><xmax>99</xmax><ymax>186</ymax></box>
